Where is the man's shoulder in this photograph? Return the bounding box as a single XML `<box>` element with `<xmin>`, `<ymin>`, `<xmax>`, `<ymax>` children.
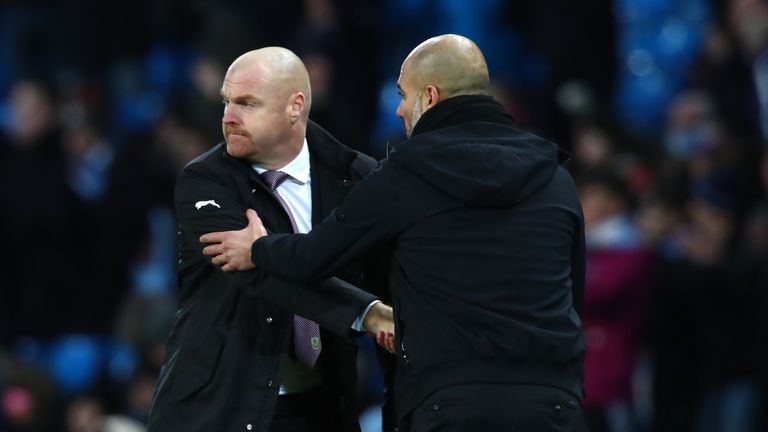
<box><xmin>306</xmin><ymin>121</ymin><xmax>377</xmax><ymax>177</ymax></box>
<box><xmin>183</xmin><ymin>142</ymin><xmax>226</xmax><ymax>172</ymax></box>
<box><xmin>349</xmin><ymin>150</ymin><xmax>377</xmax><ymax>176</ymax></box>
<box><xmin>180</xmin><ymin>142</ymin><xmax>248</xmax><ymax>180</ymax></box>
<box><xmin>175</xmin><ymin>143</ymin><xmax>251</xmax><ymax>191</ymax></box>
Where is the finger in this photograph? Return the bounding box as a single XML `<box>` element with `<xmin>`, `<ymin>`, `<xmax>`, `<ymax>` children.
<box><xmin>256</xmin><ymin>218</ymin><xmax>267</xmax><ymax>236</ymax></box>
<box><xmin>382</xmin><ymin>333</ymin><xmax>392</xmax><ymax>352</ymax></box>
<box><xmin>222</xmin><ymin>262</ymin><xmax>235</xmax><ymax>272</ymax></box>
<box><xmin>202</xmin><ymin>244</ymin><xmax>224</xmax><ymax>256</ymax></box>
<box><xmin>377</xmin><ymin>331</ymin><xmax>393</xmax><ymax>353</ymax></box>
<box><xmin>246</xmin><ymin>209</ymin><xmax>266</xmax><ymax>236</ymax></box>
<box><xmin>200</xmin><ymin>232</ymin><xmax>224</xmax><ymax>244</ymax></box>
<box><xmin>386</xmin><ymin>334</ymin><xmax>395</xmax><ymax>353</ymax></box>
<box><xmin>246</xmin><ymin>208</ymin><xmax>260</xmax><ymax>226</ymax></box>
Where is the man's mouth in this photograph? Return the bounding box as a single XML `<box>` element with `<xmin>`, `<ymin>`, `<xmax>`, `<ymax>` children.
<box><xmin>227</xmin><ymin>130</ymin><xmax>248</xmax><ymax>138</ymax></box>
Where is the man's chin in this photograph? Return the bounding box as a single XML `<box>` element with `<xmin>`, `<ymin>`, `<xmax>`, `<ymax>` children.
<box><xmin>226</xmin><ymin>133</ymin><xmax>249</xmax><ymax>147</ymax></box>
<box><xmin>225</xmin><ymin>141</ymin><xmax>247</xmax><ymax>158</ymax></box>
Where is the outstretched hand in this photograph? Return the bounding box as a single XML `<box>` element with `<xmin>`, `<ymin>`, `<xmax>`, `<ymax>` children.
<box><xmin>363</xmin><ymin>302</ymin><xmax>396</xmax><ymax>354</ymax></box>
<box><xmin>200</xmin><ymin>209</ymin><xmax>267</xmax><ymax>271</ymax></box>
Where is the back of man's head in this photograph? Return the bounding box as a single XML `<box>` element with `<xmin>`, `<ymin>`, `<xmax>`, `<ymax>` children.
<box><xmin>404</xmin><ymin>34</ymin><xmax>489</xmax><ymax>99</ymax></box>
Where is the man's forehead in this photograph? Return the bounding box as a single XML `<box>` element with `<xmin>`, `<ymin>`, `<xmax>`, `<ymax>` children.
<box><xmin>221</xmin><ymin>72</ymin><xmax>266</xmax><ymax>94</ymax></box>
<box><xmin>396</xmin><ymin>68</ymin><xmax>409</xmax><ymax>88</ymax></box>
<box><xmin>398</xmin><ymin>59</ymin><xmax>417</xmax><ymax>84</ymax></box>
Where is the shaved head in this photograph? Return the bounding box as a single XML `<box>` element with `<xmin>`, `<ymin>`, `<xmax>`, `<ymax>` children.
<box><xmin>220</xmin><ymin>47</ymin><xmax>313</xmax><ymax>167</ymax></box>
<box><xmin>402</xmin><ymin>34</ymin><xmax>489</xmax><ymax>99</ymax></box>
<box><xmin>396</xmin><ymin>34</ymin><xmax>490</xmax><ymax>137</ymax></box>
<box><xmin>227</xmin><ymin>47</ymin><xmax>312</xmax><ymax>120</ymax></box>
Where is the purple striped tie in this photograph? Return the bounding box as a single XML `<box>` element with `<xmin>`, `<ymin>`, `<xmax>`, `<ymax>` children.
<box><xmin>260</xmin><ymin>170</ymin><xmax>322</xmax><ymax>367</ymax></box>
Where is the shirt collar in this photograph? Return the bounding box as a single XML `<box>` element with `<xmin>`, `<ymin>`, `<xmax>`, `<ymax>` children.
<box><xmin>252</xmin><ymin>138</ymin><xmax>310</xmax><ymax>184</ymax></box>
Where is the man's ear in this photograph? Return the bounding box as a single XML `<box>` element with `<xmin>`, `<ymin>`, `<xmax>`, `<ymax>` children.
<box><xmin>288</xmin><ymin>92</ymin><xmax>305</xmax><ymax>123</ymax></box>
<box><xmin>425</xmin><ymin>85</ymin><xmax>440</xmax><ymax>109</ymax></box>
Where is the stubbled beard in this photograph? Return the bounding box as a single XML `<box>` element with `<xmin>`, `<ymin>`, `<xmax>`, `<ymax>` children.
<box><xmin>406</xmin><ymin>97</ymin><xmax>423</xmax><ymax>138</ymax></box>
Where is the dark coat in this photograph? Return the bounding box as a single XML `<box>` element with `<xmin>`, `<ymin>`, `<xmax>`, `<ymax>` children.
<box><xmin>147</xmin><ymin>121</ymin><xmax>381</xmax><ymax>431</ymax></box>
<box><xmin>250</xmin><ymin>96</ymin><xmax>587</xmax><ymax>423</ymax></box>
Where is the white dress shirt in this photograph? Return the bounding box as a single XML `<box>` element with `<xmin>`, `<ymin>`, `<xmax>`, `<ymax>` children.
<box><xmin>251</xmin><ymin>138</ymin><xmax>312</xmax><ymax>234</ymax></box>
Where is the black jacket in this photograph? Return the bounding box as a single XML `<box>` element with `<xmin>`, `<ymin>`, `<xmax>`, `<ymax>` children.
<box><xmin>147</xmin><ymin>121</ymin><xmax>383</xmax><ymax>431</ymax></box>
<box><xmin>250</xmin><ymin>96</ymin><xmax>587</xmax><ymax>422</ymax></box>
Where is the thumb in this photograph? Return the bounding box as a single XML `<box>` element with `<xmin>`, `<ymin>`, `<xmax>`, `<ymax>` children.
<box><xmin>245</xmin><ymin>208</ymin><xmax>260</xmax><ymax>226</ymax></box>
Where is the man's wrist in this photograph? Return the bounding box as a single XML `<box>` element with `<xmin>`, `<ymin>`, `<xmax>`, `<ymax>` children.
<box><xmin>353</xmin><ymin>300</ymin><xmax>381</xmax><ymax>332</ymax></box>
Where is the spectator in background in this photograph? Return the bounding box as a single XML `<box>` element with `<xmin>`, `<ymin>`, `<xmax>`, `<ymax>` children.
<box><xmin>179</xmin><ymin>55</ymin><xmax>226</xmax><ymax>145</ymax></box>
<box><xmin>651</xmin><ymin>175</ymin><xmax>766</xmax><ymax>432</ymax></box>
<box><xmin>294</xmin><ymin>0</ymin><xmax>378</xmax><ymax>151</ymax></box>
<box><xmin>66</xmin><ymin>395</ymin><xmax>146</xmax><ymax>432</ymax></box>
<box><xmin>0</xmin><ymin>79</ymin><xmax>77</xmax><ymax>342</ymax></box>
<box><xmin>689</xmin><ymin>21</ymin><xmax>762</xmax><ymax>143</ymax></box>
<box><xmin>660</xmin><ymin>89</ymin><xmax>755</xmax><ymax>219</ymax></box>
<box><xmin>577</xmin><ymin>168</ymin><xmax>654</xmax><ymax>432</ymax></box>
<box><xmin>0</xmin><ymin>361</ymin><xmax>58</xmax><ymax>432</ymax></box>
<box><xmin>729</xmin><ymin>0</ymin><xmax>768</xmax><ymax>141</ymax></box>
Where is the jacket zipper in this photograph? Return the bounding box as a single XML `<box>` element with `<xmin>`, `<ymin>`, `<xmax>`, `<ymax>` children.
<box><xmin>397</xmin><ymin>312</ymin><xmax>411</xmax><ymax>367</ymax></box>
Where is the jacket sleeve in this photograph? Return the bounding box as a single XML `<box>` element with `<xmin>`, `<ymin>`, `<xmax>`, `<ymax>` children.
<box><xmin>350</xmin><ymin>153</ymin><xmax>399</xmax><ymax>430</ymax></box>
<box><xmin>250</xmin><ymin>162</ymin><xmax>400</xmax><ymax>283</ymax></box>
<box><xmin>570</xmin><ymin>206</ymin><xmax>586</xmax><ymax>317</ymax></box>
<box><xmin>175</xmin><ymin>167</ymin><xmax>252</xmax><ymax>241</ymax></box>
<box><xmin>175</xmin><ymin>166</ymin><xmax>377</xmax><ymax>337</ymax></box>
<box><xmin>239</xmin><ymin>273</ymin><xmax>378</xmax><ymax>337</ymax></box>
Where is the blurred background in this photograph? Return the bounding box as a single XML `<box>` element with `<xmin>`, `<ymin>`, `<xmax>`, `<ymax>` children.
<box><xmin>0</xmin><ymin>0</ymin><xmax>767</xmax><ymax>431</ymax></box>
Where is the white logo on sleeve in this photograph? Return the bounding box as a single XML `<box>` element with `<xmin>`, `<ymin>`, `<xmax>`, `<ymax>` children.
<box><xmin>195</xmin><ymin>200</ymin><xmax>221</xmax><ymax>210</ymax></box>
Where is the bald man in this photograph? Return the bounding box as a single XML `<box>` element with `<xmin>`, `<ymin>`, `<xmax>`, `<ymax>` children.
<box><xmin>203</xmin><ymin>35</ymin><xmax>588</xmax><ymax>431</ymax></box>
<box><xmin>147</xmin><ymin>48</ymin><xmax>395</xmax><ymax>432</ymax></box>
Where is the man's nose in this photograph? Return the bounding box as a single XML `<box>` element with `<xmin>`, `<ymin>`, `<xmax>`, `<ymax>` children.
<box><xmin>222</xmin><ymin>104</ymin><xmax>239</xmax><ymax>124</ymax></box>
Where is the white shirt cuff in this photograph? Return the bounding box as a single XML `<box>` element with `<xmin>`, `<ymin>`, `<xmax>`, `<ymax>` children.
<box><xmin>351</xmin><ymin>300</ymin><xmax>382</xmax><ymax>332</ymax></box>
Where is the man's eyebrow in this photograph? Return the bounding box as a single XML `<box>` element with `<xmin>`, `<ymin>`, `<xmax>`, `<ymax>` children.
<box><xmin>220</xmin><ymin>93</ymin><xmax>259</xmax><ymax>103</ymax></box>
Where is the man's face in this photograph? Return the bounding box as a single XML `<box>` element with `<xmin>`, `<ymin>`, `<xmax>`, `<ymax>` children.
<box><xmin>395</xmin><ymin>63</ymin><xmax>425</xmax><ymax>138</ymax></box>
<box><xmin>220</xmin><ymin>65</ymin><xmax>291</xmax><ymax>163</ymax></box>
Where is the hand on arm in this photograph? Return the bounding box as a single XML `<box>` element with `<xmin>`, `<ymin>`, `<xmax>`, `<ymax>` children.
<box><xmin>362</xmin><ymin>302</ymin><xmax>396</xmax><ymax>354</ymax></box>
<box><xmin>200</xmin><ymin>209</ymin><xmax>267</xmax><ymax>271</ymax></box>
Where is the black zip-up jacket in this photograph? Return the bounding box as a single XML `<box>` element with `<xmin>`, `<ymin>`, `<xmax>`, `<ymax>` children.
<box><xmin>250</xmin><ymin>96</ymin><xmax>586</xmax><ymax>422</ymax></box>
<box><xmin>147</xmin><ymin>121</ymin><xmax>391</xmax><ymax>431</ymax></box>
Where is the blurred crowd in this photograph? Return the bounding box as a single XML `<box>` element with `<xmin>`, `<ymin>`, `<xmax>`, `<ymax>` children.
<box><xmin>0</xmin><ymin>0</ymin><xmax>767</xmax><ymax>431</ymax></box>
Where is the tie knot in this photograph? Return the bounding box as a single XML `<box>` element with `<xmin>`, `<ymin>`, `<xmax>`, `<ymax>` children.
<box><xmin>261</xmin><ymin>170</ymin><xmax>291</xmax><ymax>190</ymax></box>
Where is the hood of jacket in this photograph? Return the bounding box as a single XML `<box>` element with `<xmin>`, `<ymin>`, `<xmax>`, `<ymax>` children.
<box><xmin>388</xmin><ymin>95</ymin><xmax>569</xmax><ymax>208</ymax></box>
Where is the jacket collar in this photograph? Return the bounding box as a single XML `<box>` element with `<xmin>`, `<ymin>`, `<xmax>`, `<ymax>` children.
<box><xmin>410</xmin><ymin>94</ymin><xmax>515</xmax><ymax>137</ymax></box>
<box><xmin>304</xmin><ymin>120</ymin><xmax>359</xmax><ymax>179</ymax></box>
<box><xmin>404</xmin><ymin>94</ymin><xmax>571</xmax><ymax>164</ymax></box>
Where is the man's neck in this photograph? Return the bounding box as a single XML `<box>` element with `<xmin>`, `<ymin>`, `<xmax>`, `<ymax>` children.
<box><xmin>254</xmin><ymin>128</ymin><xmax>305</xmax><ymax>170</ymax></box>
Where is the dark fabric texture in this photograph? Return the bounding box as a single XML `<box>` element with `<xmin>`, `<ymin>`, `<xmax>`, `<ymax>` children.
<box><xmin>401</xmin><ymin>383</ymin><xmax>588</xmax><ymax>432</ymax></box>
<box><xmin>268</xmin><ymin>387</ymin><xmax>337</xmax><ymax>432</ymax></box>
